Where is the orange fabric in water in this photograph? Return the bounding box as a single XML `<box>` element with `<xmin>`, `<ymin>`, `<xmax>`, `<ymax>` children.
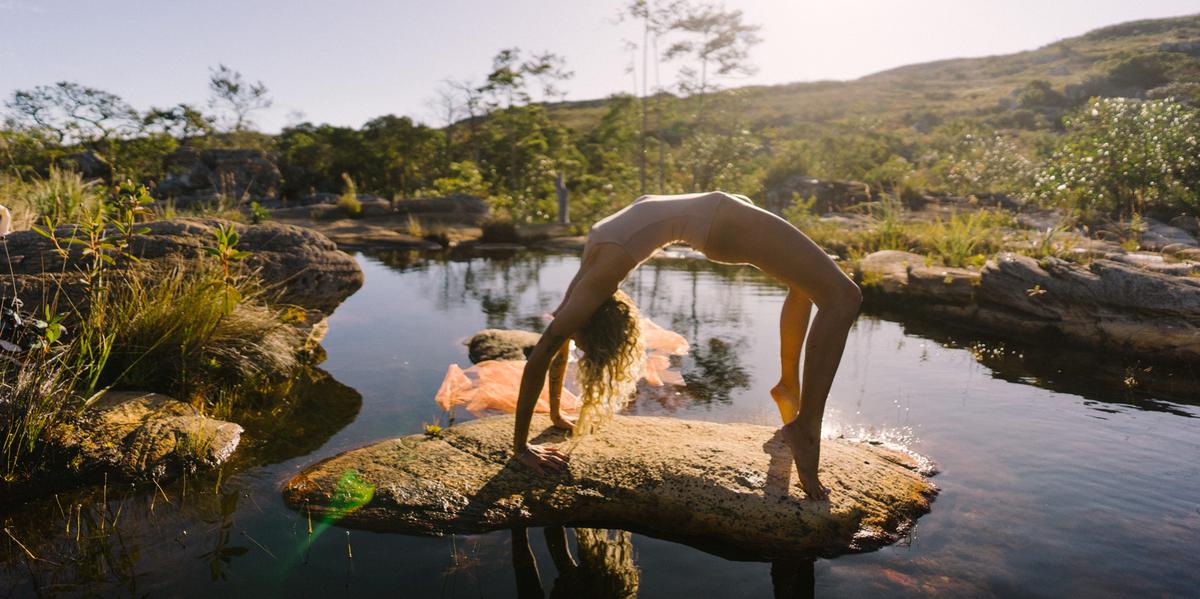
<box><xmin>435</xmin><ymin>361</ymin><xmax>582</xmax><ymax>415</ymax></box>
<box><xmin>435</xmin><ymin>318</ymin><xmax>688</xmax><ymax>417</ymax></box>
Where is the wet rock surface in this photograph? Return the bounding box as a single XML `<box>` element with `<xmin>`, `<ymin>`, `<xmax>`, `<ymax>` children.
<box><xmin>282</xmin><ymin>414</ymin><xmax>936</xmax><ymax>558</ymax></box>
<box><xmin>48</xmin><ymin>391</ymin><xmax>243</xmax><ymax>481</ymax></box>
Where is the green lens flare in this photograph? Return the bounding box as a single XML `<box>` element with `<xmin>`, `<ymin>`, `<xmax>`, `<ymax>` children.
<box><xmin>326</xmin><ymin>469</ymin><xmax>375</xmax><ymax>521</ymax></box>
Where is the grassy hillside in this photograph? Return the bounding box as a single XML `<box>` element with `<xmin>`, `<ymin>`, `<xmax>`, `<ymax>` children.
<box><xmin>547</xmin><ymin>13</ymin><xmax>1200</xmax><ymax>134</ymax></box>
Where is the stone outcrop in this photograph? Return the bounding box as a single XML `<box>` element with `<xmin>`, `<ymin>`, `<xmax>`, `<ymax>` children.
<box><xmin>467</xmin><ymin>329</ymin><xmax>541</xmax><ymax>363</ymax></box>
<box><xmin>764</xmin><ymin>176</ymin><xmax>874</xmax><ymax>215</ymax></box>
<box><xmin>58</xmin><ymin>151</ymin><xmax>110</xmax><ymax>180</ymax></box>
<box><xmin>0</xmin><ymin>218</ymin><xmax>362</xmax><ymax>315</ymax></box>
<box><xmin>48</xmin><ymin>392</ymin><xmax>243</xmax><ymax>481</ymax></box>
<box><xmin>393</xmin><ymin>194</ymin><xmax>489</xmax><ymax>218</ymax></box>
<box><xmin>283</xmin><ymin>414</ymin><xmax>936</xmax><ymax>558</ymax></box>
<box><xmin>856</xmin><ymin>249</ymin><xmax>1200</xmax><ymax>362</ymax></box>
<box><xmin>157</xmin><ymin>148</ymin><xmax>282</xmax><ymax>203</ymax></box>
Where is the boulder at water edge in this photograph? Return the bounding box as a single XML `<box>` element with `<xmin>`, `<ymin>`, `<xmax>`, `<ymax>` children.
<box><xmin>467</xmin><ymin>328</ymin><xmax>542</xmax><ymax>363</ymax></box>
<box><xmin>282</xmin><ymin>414</ymin><xmax>936</xmax><ymax>558</ymax></box>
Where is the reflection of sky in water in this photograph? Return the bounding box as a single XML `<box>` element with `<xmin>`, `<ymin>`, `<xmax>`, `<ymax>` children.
<box><xmin>2</xmin><ymin>251</ymin><xmax>1199</xmax><ymax>597</ymax></box>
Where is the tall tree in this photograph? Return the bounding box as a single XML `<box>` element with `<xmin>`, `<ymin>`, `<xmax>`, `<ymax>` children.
<box><xmin>428</xmin><ymin>81</ymin><xmax>464</xmax><ymax>165</ymax></box>
<box><xmin>479</xmin><ymin>48</ymin><xmax>574</xmax><ymax>200</ymax></box>
<box><xmin>664</xmin><ymin>2</ymin><xmax>761</xmax><ymax>122</ymax></box>
<box><xmin>207</xmin><ymin>64</ymin><xmax>273</xmax><ymax>132</ymax></box>
<box><xmin>621</xmin><ymin>0</ymin><xmax>685</xmax><ymax>193</ymax></box>
<box><xmin>5</xmin><ymin>81</ymin><xmax>140</xmax><ymax>146</ymax></box>
<box><xmin>5</xmin><ymin>81</ymin><xmax>142</xmax><ymax>178</ymax></box>
<box><xmin>143</xmin><ymin>103</ymin><xmax>214</xmax><ymax>142</ymax></box>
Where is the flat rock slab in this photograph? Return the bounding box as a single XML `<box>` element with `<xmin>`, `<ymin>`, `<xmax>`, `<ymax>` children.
<box><xmin>49</xmin><ymin>391</ymin><xmax>243</xmax><ymax>481</ymax></box>
<box><xmin>283</xmin><ymin>415</ymin><xmax>936</xmax><ymax>558</ymax></box>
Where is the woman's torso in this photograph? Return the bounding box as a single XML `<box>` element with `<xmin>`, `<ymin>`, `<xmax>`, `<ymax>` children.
<box><xmin>586</xmin><ymin>192</ymin><xmax>743</xmax><ymax>264</ymax></box>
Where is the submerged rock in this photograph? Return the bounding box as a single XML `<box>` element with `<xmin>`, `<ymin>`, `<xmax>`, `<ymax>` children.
<box><xmin>49</xmin><ymin>391</ymin><xmax>242</xmax><ymax>481</ymax></box>
<box><xmin>282</xmin><ymin>414</ymin><xmax>936</xmax><ymax>558</ymax></box>
<box><xmin>467</xmin><ymin>329</ymin><xmax>542</xmax><ymax>363</ymax></box>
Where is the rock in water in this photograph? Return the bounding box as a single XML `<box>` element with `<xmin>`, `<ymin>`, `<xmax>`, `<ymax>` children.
<box><xmin>467</xmin><ymin>329</ymin><xmax>542</xmax><ymax>363</ymax></box>
<box><xmin>49</xmin><ymin>391</ymin><xmax>243</xmax><ymax>481</ymax></box>
<box><xmin>282</xmin><ymin>415</ymin><xmax>936</xmax><ymax>557</ymax></box>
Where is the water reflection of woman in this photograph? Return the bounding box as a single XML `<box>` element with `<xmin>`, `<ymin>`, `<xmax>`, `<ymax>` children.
<box><xmin>512</xmin><ymin>192</ymin><xmax>862</xmax><ymax>500</ymax></box>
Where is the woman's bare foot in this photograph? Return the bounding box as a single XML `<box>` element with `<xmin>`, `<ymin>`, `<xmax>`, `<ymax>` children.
<box><xmin>781</xmin><ymin>418</ymin><xmax>830</xmax><ymax>500</ymax></box>
<box><xmin>770</xmin><ymin>383</ymin><xmax>801</xmax><ymax>424</ymax></box>
<box><xmin>551</xmin><ymin>413</ymin><xmax>576</xmax><ymax>432</ymax></box>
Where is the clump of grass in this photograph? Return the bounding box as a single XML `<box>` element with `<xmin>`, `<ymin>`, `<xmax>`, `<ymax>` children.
<box><xmin>403</xmin><ymin>214</ymin><xmax>425</xmax><ymax>238</ymax></box>
<box><xmin>864</xmin><ymin>194</ymin><xmax>912</xmax><ymax>253</ymax></box>
<box><xmin>0</xmin><ymin>167</ymin><xmax>104</xmax><ymax>230</ymax></box>
<box><xmin>248</xmin><ymin>201</ymin><xmax>270</xmax><ymax>224</ymax></box>
<box><xmin>25</xmin><ymin>166</ymin><xmax>105</xmax><ymax>224</ymax></box>
<box><xmin>915</xmin><ymin>209</ymin><xmax>1012</xmax><ymax>267</ymax></box>
<box><xmin>0</xmin><ymin>354</ymin><xmax>80</xmax><ymax>482</ymax></box>
<box><xmin>95</xmin><ymin>266</ymin><xmax>304</xmax><ymax>404</ymax></box>
<box><xmin>337</xmin><ymin>173</ymin><xmax>362</xmax><ymax>218</ymax></box>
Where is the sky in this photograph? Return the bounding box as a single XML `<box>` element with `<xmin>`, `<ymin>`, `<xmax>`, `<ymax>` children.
<box><xmin>1</xmin><ymin>0</ymin><xmax>1198</xmax><ymax>132</ymax></box>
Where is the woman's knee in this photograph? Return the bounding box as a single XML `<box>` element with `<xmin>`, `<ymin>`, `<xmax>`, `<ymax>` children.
<box><xmin>814</xmin><ymin>277</ymin><xmax>861</xmax><ymax>319</ymax></box>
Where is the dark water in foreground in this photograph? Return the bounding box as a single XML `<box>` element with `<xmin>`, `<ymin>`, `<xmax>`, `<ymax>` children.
<box><xmin>3</xmin><ymin>250</ymin><xmax>1199</xmax><ymax>598</ymax></box>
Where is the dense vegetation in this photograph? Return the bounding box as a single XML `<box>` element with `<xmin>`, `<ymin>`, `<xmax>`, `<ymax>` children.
<box><xmin>1</xmin><ymin>13</ymin><xmax>1198</xmax><ymax>228</ymax></box>
<box><xmin>0</xmin><ymin>177</ymin><xmax>305</xmax><ymax>483</ymax></box>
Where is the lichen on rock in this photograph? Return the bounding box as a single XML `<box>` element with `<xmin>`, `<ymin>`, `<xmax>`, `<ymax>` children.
<box><xmin>283</xmin><ymin>414</ymin><xmax>937</xmax><ymax>558</ymax></box>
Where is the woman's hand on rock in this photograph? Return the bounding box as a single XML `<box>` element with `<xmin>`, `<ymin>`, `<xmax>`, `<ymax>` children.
<box><xmin>515</xmin><ymin>444</ymin><xmax>570</xmax><ymax>475</ymax></box>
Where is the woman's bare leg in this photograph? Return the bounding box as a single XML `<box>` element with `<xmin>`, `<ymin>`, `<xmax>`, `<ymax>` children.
<box><xmin>705</xmin><ymin>195</ymin><xmax>862</xmax><ymax>499</ymax></box>
<box><xmin>781</xmin><ymin>286</ymin><xmax>859</xmax><ymax>499</ymax></box>
<box><xmin>770</xmin><ymin>289</ymin><xmax>812</xmax><ymax>424</ymax></box>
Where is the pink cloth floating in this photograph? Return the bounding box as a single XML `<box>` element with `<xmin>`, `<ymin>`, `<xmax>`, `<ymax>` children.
<box><xmin>435</xmin><ymin>318</ymin><xmax>687</xmax><ymax>417</ymax></box>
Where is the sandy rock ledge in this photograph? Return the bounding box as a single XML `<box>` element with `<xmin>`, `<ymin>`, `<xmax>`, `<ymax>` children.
<box><xmin>283</xmin><ymin>414</ymin><xmax>936</xmax><ymax>558</ymax></box>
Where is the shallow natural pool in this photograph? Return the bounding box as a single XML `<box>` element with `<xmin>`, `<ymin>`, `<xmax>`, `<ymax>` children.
<box><xmin>3</xmin><ymin>250</ymin><xmax>1199</xmax><ymax>597</ymax></box>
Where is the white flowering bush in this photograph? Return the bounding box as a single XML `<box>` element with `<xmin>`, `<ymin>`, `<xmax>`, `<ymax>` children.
<box><xmin>928</xmin><ymin>131</ymin><xmax>1037</xmax><ymax>196</ymax></box>
<box><xmin>1033</xmin><ymin>97</ymin><xmax>1200</xmax><ymax>217</ymax></box>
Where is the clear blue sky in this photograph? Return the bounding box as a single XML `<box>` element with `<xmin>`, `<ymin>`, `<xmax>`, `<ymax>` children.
<box><xmin>2</xmin><ymin>0</ymin><xmax>1197</xmax><ymax>132</ymax></box>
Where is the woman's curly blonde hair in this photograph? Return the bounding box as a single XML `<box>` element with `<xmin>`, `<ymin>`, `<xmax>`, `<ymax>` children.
<box><xmin>574</xmin><ymin>290</ymin><xmax>644</xmax><ymax>435</ymax></box>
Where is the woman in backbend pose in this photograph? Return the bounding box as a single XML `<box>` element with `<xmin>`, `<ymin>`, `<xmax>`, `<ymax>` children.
<box><xmin>512</xmin><ymin>191</ymin><xmax>862</xmax><ymax>500</ymax></box>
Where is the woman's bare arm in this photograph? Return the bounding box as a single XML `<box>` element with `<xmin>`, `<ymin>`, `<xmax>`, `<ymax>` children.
<box><xmin>547</xmin><ymin>339</ymin><xmax>573</xmax><ymax>430</ymax></box>
<box><xmin>513</xmin><ymin>255</ymin><xmax>628</xmax><ymax>472</ymax></box>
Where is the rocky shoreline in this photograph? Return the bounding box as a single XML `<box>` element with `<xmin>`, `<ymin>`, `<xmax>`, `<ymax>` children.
<box><xmin>854</xmin><ymin>249</ymin><xmax>1200</xmax><ymax>364</ymax></box>
<box><xmin>0</xmin><ymin>219</ymin><xmax>363</xmax><ymax>497</ymax></box>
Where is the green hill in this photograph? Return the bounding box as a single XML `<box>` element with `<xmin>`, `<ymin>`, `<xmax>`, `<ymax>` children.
<box><xmin>547</xmin><ymin>13</ymin><xmax>1200</xmax><ymax>134</ymax></box>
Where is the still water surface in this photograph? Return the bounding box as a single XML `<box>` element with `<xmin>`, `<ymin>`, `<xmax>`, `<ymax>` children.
<box><xmin>3</xmin><ymin>250</ymin><xmax>1199</xmax><ymax>597</ymax></box>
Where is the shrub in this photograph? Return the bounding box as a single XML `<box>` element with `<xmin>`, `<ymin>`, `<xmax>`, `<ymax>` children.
<box><xmin>480</xmin><ymin>217</ymin><xmax>519</xmax><ymax>243</ymax></box>
<box><xmin>249</xmin><ymin>200</ymin><xmax>270</xmax><ymax>224</ymax></box>
<box><xmin>23</xmin><ymin>166</ymin><xmax>106</xmax><ymax>225</ymax></box>
<box><xmin>424</xmin><ymin>161</ymin><xmax>489</xmax><ymax>198</ymax></box>
<box><xmin>928</xmin><ymin>129</ymin><xmax>1037</xmax><ymax>196</ymax></box>
<box><xmin>1033</xmin><ymin>97</ymin><xmax>1200</xmax><ymax>217</ymax></box>
<box><xmin>337</xmin><ymin>172</ymin><xmax>362</xmax><ymax>217</ymax></box>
